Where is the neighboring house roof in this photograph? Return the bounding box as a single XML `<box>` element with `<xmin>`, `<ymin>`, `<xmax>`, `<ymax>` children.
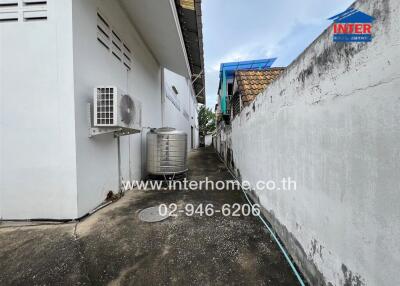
<box><xmin>235</xmin><ymin>68</ymin><xmax>285</xmax><ymax>105</ymax></box>
<box><xmin>217</xmin><ymin>58</ymin><xmax>276</xmax><ymax>115</ymax></box>
<box><xmin>175</xmin><ymin>0</ymin><xmax>206</xmax><ymax>104</ymax></box>
<box><xmin>218</xmin><ymin>58</ymin><xmax>277</xmax><ymax>90</ymax></box>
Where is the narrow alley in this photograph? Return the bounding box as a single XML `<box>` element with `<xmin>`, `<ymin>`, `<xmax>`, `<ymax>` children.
<box><xmin>1</xmin><ymin>0</ymin><xmax>399</xmax><ymax>285</ymax></box>
<box><xmin>0</xmin><ymin>148</ymin><xmax>299</xmax><ymax>285</ymax></box>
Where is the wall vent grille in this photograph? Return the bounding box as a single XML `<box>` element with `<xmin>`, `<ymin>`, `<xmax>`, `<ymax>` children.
<box><xmin>0</xmin><ymin>0</ymin><xmax>48</xmax><ymax>23</ymax></box>
<box><xmin>97</xmin><ymin>10</ymin><xmax>132</xmax><ymax>71</ymax></box>
<box><xmin>122</xmin><ymin>43</ymin><xmax>132</xmax><ymax>70</ymax></box>
<box><xmin>183</xmin><ymin>109</ymin><xmax>189</xmax><ymax>121</ymax></box>
<box><xmin>0</xmin><ymin>0</ymin><xmax>18</xmax><ymax>6</ymax></box>
<box><xmin>165</xmin><ymin>84</ymin><xmax>181</xmax><ymax>111</ymax></box>
<box><xmin>111</xmin><ymin>30</ymin><xmax>123</xmax><ymax>62</ymax></box>
<box><xmin>97</xmin><ymin>11</ymin><xmax>111</xmax><ymax>49</ymax></box>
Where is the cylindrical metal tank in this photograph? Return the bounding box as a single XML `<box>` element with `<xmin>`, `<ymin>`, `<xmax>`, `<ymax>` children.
<box><xmin>146</xmin><ymin>127</ymin><xmax>188</xmax><ymax>175</ymax></box>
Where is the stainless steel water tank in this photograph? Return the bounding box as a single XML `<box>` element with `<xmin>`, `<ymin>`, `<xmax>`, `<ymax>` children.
<box><xmin>146</xmin><ymin>128</ymin><xmax>188</xmax><ymax>175</ymax></box>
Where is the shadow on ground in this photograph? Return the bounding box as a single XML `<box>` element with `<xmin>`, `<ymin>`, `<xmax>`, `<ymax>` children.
<box><xmin>0</xmin><ymin>147</ymin><xmax>298</xmax><ymax>286</ymax></box>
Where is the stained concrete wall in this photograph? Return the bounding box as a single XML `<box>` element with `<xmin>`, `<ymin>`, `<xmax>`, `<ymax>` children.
<box><xmin>229</xmin><ymin>0</ymin><xmax>400</xmax><ymax>285</ymax></box>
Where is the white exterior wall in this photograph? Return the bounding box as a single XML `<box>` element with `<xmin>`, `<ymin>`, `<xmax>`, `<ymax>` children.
<box><xmin>230</xmin><ymin>0</ymin><xmax>400</xmax><ymax>285</ymax></box>
<box><xmin>164</xmin><ymin>68</ymin><xmax>199</xmax><ymax>151</ymax></box>
<box><xmin>204</xmin><ymin>135</ymin><xmax>212</xmax><ymax>147</ymax></box>
<box><xmin>72</xmin><ymin>0</ymin><xmax>162</xmax><ymax>217</ymax></box>
<box><xmin>0</xmin><ymin>0</ymin><xmax>198</xmax><ymax>219</ymax></box>
<box><xmin>0</xmin><ymin>0</ymin><xmax>77</xmax><ymax>219</ymax></box>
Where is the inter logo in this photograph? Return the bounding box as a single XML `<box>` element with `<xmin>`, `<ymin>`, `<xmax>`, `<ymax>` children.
<box><xmin>329</xmin><ymin>8</ymin><xmax>375</xmax><ymax>43</ymax></box>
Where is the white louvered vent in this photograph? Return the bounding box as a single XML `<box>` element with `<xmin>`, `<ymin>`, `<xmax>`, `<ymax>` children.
<box><xmin>111</xmin><ymin>30</ymin><xmax>123</xmax><ymax>62</ymax></box>
<box><xmin>123</xmin><ymin>43</ymin><xmax>132</xmax><ymax>70</ymax></box>
<box><xmin>23</xmin><ymin>0</ymin><xmax>47</xmax><ymax>21</ymax></box>
<box><xmin>183</xmin><ymin>109</ymin><xmax>190</xmax><ymax>121</ymax></box>
<box><xmin>97</xmin><ymin>11</ymin><xmax>111</xmax><ymax>50</ymax></box>
<box><xmin>165</xmin><ymin>84</ymin><xmax>181</xmax><ymax>111</ymax></box>
<box><xmin>0</xmin><ymin>0</ymin><xmax>19</xmax><ymax>22</ymax></box>
<box><xmin>0</xmin><ymin>0</ymin><xmax>18</xmax><ymax>6</ymax></box>
<box><xmin>97</xmin><ymin>10</ymin><xmax>132</xmax><ymax>71</ymax></box>
<box><xmin>0</xmin><ymin>0</ymin><xmax>47</xmax><ymax>23</ymax></box>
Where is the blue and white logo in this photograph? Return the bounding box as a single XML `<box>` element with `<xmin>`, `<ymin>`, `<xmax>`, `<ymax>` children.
<box><xmin>329</xmin><ymin>8</ymin><xmax>375</xmax><ymax>42</ymax></box>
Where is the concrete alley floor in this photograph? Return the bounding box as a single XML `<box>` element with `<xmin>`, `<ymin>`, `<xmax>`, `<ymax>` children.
<box><xmin>0</xmin><ymin>147</ymin><xmax>298</xmax><ymax>286</ymax></box>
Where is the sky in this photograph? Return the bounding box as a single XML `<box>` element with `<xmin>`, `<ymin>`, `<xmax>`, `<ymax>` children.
<box><xmin>202</xmin><ymin>0</ymin><xmax>355</xmax><ymax>108</ymax></box>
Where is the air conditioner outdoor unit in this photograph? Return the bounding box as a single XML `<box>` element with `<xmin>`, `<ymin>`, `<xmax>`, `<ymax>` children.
<box><xmin>93</xmin><ymin>86</ymin><xmax>142</xmax><ymax>132</ymax></box>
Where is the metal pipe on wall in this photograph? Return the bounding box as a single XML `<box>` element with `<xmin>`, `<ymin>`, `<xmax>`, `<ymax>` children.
<box><xmin>117</xmin><ymin>136</ymin><xmax>121</xmax><ymax>192</ymax></box>
<box><xmin>161</xmin><ymin>67</ymin><xmax>165</xmax><ymax>127</ymax></box>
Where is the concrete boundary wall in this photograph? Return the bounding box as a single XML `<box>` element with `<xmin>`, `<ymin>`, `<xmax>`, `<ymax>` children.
<box><xmin>230</xmin><ymin>0</ymin><xmax>400</xmax><ymax>285</ymax></box>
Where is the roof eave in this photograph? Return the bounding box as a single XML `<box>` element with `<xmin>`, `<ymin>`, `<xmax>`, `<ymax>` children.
<box><xmin>175</xmin><ymin>0</ymin><xmax>206</xmax><ymax>105</ymax></box>
<box><xmin>119</xmin><ymin>0</ymin><xmax>191</xmax><ymax>77</ymax></box>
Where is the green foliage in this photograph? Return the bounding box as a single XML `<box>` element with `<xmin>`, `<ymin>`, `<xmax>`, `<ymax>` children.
<box><xmin>198</xmin><ymin>105</ymin><xmax>216</xmax><ymax>136</ymax></box>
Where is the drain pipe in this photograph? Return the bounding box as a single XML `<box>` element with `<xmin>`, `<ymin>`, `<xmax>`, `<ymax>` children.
<box><xmin>224</xmin><ymin>163</ymin><xmax>306</xmax><ymax>286</ymax></box>
<box><xmin>117</xmin><ymin>136</ymin><xmax>122</xmax><ymax>191</ymax></box>
<box><xmin>161</xmin><ymin>67</ymin><xmax>165</xmax><ymax>127</ymax></box>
